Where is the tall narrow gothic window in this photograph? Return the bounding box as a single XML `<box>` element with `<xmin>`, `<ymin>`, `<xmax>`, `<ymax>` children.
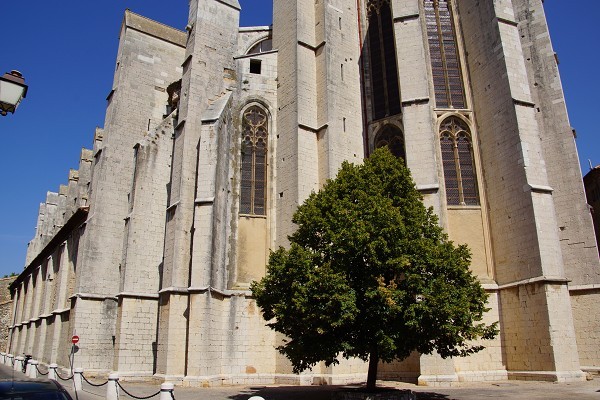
<box><xmin>240</xmin><ymin>106</ymin><xmax>268</xmax><ymax>215</ymax></box>
<box><xmin>440</xmin><ymin>117</ymin><xmax>478</xmax><ymax>205</ymax></box>
<box><xmin>367</xmin><ymin>0</ymin><xmax>401</xmax><ymax>120</ymax></box>
<box><xmin>374</xmin><ymin>125</ymin><xmax>406</xmax><ymax>162</ymax></box>
<box><xmin>425</xmin><ymin>0</ymin><xmax>466</xmax><ymax>109</ymax></box>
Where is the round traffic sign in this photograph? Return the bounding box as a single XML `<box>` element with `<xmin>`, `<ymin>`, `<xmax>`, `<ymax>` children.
<box><xmin>72</xmin><ymin>335</ymin><xmax>79</xmax><ymax>344</ymax></box>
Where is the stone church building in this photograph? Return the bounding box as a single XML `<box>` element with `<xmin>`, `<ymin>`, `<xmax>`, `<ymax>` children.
<box><xmin>7</xmin><ymin>0</ymin><xmax>600</xmax><ymax>386</ymax></box>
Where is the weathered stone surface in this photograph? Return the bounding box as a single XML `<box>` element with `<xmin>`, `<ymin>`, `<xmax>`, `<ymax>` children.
<box><xmin>6</xmin><ymin>0</ymin><xmax>599</xmax><ymax>387</ymax></box>
<box><xmin>0</xmin><ymin>277</ymin><xmax>16</xmax><ymax>352</ymax></box>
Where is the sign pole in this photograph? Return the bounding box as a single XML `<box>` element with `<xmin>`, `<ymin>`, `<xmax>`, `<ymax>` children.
<box><xmin>71</xmin><ymin>335</ymin><xmax>79</xmax><ymax>373</ymax></box>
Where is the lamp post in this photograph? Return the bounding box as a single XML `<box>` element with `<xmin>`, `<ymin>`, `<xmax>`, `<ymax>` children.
<box><xmin>0</xmin><ymin>70</ymin><xmax>28</xmax><ymax>116</ymax></box>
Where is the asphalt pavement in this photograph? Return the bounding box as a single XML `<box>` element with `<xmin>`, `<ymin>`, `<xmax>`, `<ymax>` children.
<box><xmin>1</xmin><ymin>363</ymin><xmax>600</xmax><ymax>400</ymax></box>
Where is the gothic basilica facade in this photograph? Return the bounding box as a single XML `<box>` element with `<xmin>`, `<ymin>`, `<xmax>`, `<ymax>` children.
<box><xmin>7</xmin><ymin>0</ymin><xmax>600</xmax><ymax>386</ymax></box>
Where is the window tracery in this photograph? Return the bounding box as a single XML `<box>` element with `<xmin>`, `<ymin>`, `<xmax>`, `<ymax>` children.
<box><xmin>366</xmin><ymin>0</ymin><xmax>401</xmax><ymax>120</ymax></box>
<box><xmin>240</xmin><ymin>106</ymin><xmax>268</xmax><ymax>215</ymax></box>
<box><xmin>366</xmin><ymin>0</ymin><xmax>391</xmax><ymax>18</ymax></box>
<box><xmin>440</xmin><ymin>117</ymin><xmax>478</xmax><ymax>205</ymax></box>
<box><xmin>374</xmin><ymin>125</ymin><xmax>406</xmax><ymax>162</ymax></box>
<box><xmin>424</xmin><ymin>0</ymin><xmax>466</xmax><ymax>109</ymax></box>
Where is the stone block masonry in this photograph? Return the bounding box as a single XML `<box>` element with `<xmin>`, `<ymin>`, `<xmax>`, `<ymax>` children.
<box><xmin>0</xmin><ymin>277</ymin><xmax>17</xmax><ymax>352</ymax></box>
<box><xmin>7</xmin><ymin>0</ymin><xmax>600</xmax><ymax>388</ymax></box>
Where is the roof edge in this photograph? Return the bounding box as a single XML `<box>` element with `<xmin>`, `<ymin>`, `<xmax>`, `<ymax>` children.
<box><xmin>122</xmin><ymin>10</ymin><xmax>187</xmax><ymax>48</ymax></box>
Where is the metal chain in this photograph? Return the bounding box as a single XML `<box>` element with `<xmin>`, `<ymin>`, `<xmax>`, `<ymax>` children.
<box><xmin>116</xmin><ymin>381</ymin><xmax>161</xmax><ymax>400</ymax></box>
<box><xmin>55</xmin><ymin>370</ymin><xmax>74</xmax><ymax>381</ymax></box>
<box><xmin>35</xmin><ymin>364</ymin><xmax>49</xmax><ymax>376</ymax></box>
<box><xmin>81</xmin><ymin>374</ymin><xmax>109</xmax><ymax>387</ymax></box>
<box><xmin>170</xmin><ymin>391</ymin><xmax>176</xmax><ymax>400</ymax></box>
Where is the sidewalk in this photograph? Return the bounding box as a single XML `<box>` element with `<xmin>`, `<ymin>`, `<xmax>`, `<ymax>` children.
<box><xmin>2</xmin><ymin>363</ymin><xmax>599</xmax><ymax>400</ymax></box>
<box><xmin>73</xmin><ymin>377</ymin><xmax>600</xmax><ymax>400</ymax></box>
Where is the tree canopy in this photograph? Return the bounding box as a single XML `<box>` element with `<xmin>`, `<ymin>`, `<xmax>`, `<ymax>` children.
<box><xmin>250</xmin><ymin>148</ymin><xmax>497</xmax><ymax>389</ymax></box>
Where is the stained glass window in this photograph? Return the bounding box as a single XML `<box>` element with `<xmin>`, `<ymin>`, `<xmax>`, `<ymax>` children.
<box><xmin>440</xmin><ymin>117</ymin><xmax>478</xmax><ymax>205</ymax></box>
<box><xmin>374</xmin><ymin>125</ymin><xmax>406</xmax><ymax>162</ymax></box>
<box><xmin>424</xmin><ymin>0</ymin><xmax>466</xmax><ymax>109</ymax></box>
<box><xmin>240</xmin><ymin>106</ymin><xmax>268</xmax><ymax>215</ymax></box>
<box><xmin>367</xmin><ymin>0</ymin><xmax>401</xmax><ymax>120</ymax></box>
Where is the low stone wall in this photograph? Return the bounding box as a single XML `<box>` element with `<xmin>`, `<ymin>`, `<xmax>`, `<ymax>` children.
<box><xmin>0</xmin><ymin>276</ymin><xmax>16</xmax><ymax>352</ymax></box>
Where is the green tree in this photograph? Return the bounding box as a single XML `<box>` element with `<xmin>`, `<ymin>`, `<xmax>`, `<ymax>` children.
<box><xmin>251</xmin><ymin>147</ymin><xmax>497</xmax><ymax>390</ymax></box>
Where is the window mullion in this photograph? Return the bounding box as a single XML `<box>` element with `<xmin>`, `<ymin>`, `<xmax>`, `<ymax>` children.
<box><xmin>453</xmin><ymin>136</ymin><xmax>465</xmax><ymax>205</ymax></box>
<box><xmin>250</xmin><ymin>141</ymin><xmax>256</xmax><ymax>214</ymax></box>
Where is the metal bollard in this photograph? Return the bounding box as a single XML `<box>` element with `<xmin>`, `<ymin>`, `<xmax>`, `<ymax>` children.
<box><xmin>25</xmin><ymin>359</ymin><xmax>32</xmax><ymax>376</ymax></box>
<box><xmin>248</xmin><ymin>397</ymin><xmax>266</xmax><ymax>400</ymax></box>
<box><xmin>0</xmin><ymin>353</ymin><xmax>5</xmax><ymax>364</ymax></box>
<box><xmin>106</xmin><ymin>373</ymin><xmax>119</xmax><ymax>400</ymax></box>
<box><xmin>48</xmin><ymin>364</ymin><xmax>58</xmax><ymax>380</ymax></box>
<box><xmin>159</xmin><ymin>382</ymin><xmax>175</xmax><ymax>400</ymax></box>
<box><xmin>28</xmin><ymin>360</ymin><xmax>39</xmax><ymax>378</ymax></box>
<box><xmin>6</xmin><ymin>354</ymin><xmax>13</xmax><ymax>367</ymax></box>
<box><xmin>74</xmin><ymin>368</ymin><xmax>83</xmax><ymax>391</ymax></box>
<box><xmin>14</xmin><ymin>356</ymin><xmax>23</xmax><ymax>372</ymax></box>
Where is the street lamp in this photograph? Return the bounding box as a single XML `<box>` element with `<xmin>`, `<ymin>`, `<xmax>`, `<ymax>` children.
<box><xmin>0</xmin><ymin>70</ymin><xmax>28</xmax><ymax>116</ymax></box>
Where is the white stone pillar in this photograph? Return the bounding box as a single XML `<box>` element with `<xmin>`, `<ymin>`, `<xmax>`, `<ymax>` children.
<box><xmin>48</xmin><ymin>363</ymin><xmax>58</xmax><ymax>380</ymax></box>
<box><xmin>6</xmin><ymin>354</ymin><xmax>13</xmax><ymax>367</ymax></box>
<box><xmin>74</xmin><ymin>368</ymin><xmax>83</xmax><ymax>391</ymax></box>
<box><xmin>14</xmin><ymin>356</ymin><xmax>23</xmax><ymax>372</ymax></box>
<box><xmin>106</xmin><ymin>373</ymin><xmax>119</xmax><ymax>400</ymax></box>
<box><xmin>159</xmin><ymin>382</ymin><xmax>174</xmax><ymax>400</ymax></box>
<box><xmin>25</xmin><ymin>358</ymin><xmax>32</xmax><ymax>376</ymax></box>
<box><xmin>28</xmin><ymin>360</ymin><xmax>39</xmax><ymax>378</ymax></box>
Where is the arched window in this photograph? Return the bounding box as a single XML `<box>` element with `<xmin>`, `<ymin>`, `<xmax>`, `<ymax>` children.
<box><xmin>424</xmin><ymin>0</ymin><xmax>466</xmax><ymax>109</ymax></box>
<box><xmin>247</xmin><ymin>37</ymin><xmax>273</xmax><ymax>55</ymax></box>
<box><xmin>440</xmin><ymin>117</ymin><xmax>478</xmax><ymax>205</ymax></box>
<box><xmin>374</xmin><ymin>125</ymin><xmax>405</xmax><ymax>162</ymax></box>
<box><xmin>240</xmin><ymin>106</ymin><xmax>268</xmax><ymax>216</ymax></box>
<box><xmin>366</xmin><ymin>0</ymin><xmax>401</xmax><ymax>120</ymax></box>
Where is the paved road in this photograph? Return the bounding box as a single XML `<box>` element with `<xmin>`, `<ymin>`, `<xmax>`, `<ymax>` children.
<box><xmin>1</xmin><ymin>363</ymin><xmax>600</xmax><ymax>400</ymax></box>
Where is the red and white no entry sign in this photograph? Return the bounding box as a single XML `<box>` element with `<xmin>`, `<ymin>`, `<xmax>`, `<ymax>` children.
<box><xmin>72</xmin><ymin>335</ymin><xmax>79</xmax><ymax>344</ymax></box>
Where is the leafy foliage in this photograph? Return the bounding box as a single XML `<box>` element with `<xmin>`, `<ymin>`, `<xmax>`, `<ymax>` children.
<box><xmin>251</xmin><ymin>147</ymin><xmax>497</xmax><ymax>380</ymax></box>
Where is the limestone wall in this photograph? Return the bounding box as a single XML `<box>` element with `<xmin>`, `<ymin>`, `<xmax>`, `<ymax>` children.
<box><xmin>156</xmin><ymin>0</ymin><xmax>242</xmax><ymax>379</ymax></box>
<box><xmin>7</xmin><ymin>0</ymin><xmax>599</xmax><ymax>386</ymax></box>
<box><xmin>76</xmin><ymin>11</ymin><xmax>185</xmax><ymax>297</ymax></box>
<box><xmin>452</xmin><ymin>292</ymin><xmax>506</xmax><ymax>381</ymax></box>
<box><xmin>113</xmin><ymin>114</ymin><xmax>178</xmax><ymax>375</ymax></box>
<box><xmin>233</xmin><ymin>34</ymin><xmax>278</xmax><ymax>290</ymax></box>
<box><xmin>69</xmin><ymin>10</ymin><xmax>185</xmax><ymax>372</ymax></box>
<box><xmin>571</xmin><ymin>290</ymin><xmax>600</xmax><ymax>370</ymax></box>
<box><xmin>513</xmin><ymin>0</ymin><xmax>599</xmax><ymax>286</ymax></box>
<box><xmin>0</xmin><ymin>277</ymin><xmax>16</xmax><ymax>352</ymax></box>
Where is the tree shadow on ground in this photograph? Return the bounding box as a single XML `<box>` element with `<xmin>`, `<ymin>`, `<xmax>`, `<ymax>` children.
<box><xmin>228</xmin><ymin>385</ymin><xmax>338</xmax><ymax>400</ymax></box>
<box><xmin>415</xmin><ymin>392</ymin><xmax>452</xmax><ymax>399</ymax></box>
<box><xmin>227</xmin><ymin>385</ymin><xmax>451</xmax><ymax>400</ymax></box>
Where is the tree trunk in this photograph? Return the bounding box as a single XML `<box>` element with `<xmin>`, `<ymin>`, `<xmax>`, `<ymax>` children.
<box><xmin>366</xmin><ymin>350</ymin><xmax>378</xmax><ymax>391</ymax></box>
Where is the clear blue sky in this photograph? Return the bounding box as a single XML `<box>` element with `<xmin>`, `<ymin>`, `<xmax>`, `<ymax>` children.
<box><xmin>0</xmin><ymin>2</ymin><xmax>597</xmax><ymax>277</ymax></box>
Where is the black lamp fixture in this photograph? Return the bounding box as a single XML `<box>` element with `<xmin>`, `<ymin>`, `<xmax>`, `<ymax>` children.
<box><xmin>0</xmin><ymin>70</ymin><xmax>28</xmax><ymax>116</ymax></box>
